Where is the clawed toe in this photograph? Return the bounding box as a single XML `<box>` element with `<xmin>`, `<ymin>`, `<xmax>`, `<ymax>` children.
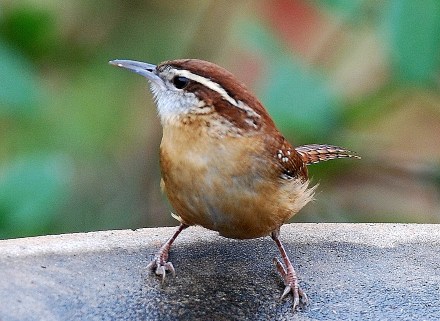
<box><xmin>271</xmin><ymin>230</ymin><xmax>308</xmax><ymax>311</ymax></box>
<box><xmin>280</xmin><ymin>284</ymin><xmax>292</xmax><ymax>300</ymax></box>
<box><xmin>273</xmin><ymin>257</ymin><xmax>308</xmax><ymax>310</ymax></box>
<box><xmin>147</xmin><ymin>224</ymin><xmax>188</xmax><ymax>283</ymax></box>
<box><xmin>279</xmin><ymin>283</ymin><xmax>308</xmax><ymax>310</ymax></box>
<box><xmin>147</xmin><ymin>257</ymin><xmax>176</xmax><ymax>282</ymax></box>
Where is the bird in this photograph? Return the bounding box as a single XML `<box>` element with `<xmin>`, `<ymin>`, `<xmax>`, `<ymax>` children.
<box><xmin>109</xmin><ymin>58</ymin><xmax>359</xmax><ymax>310</ymax></box>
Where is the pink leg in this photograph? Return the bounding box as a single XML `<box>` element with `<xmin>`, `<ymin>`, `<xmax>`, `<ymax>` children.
<box><xmin>271</xmin><ymin>228</ymin><xmax>308</xmax><ymax>310</ymax></box>
<box><xmin>147</xmin><ymin>223</ymin><xmax>188</xmax><ymax>282</ymax></box>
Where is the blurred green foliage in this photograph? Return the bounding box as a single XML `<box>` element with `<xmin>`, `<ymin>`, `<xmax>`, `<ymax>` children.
<box><xmin>0</xmin><ymin>154</ymin><xmax>71</xmax><ymax>238</ymax></box>
<box><xmin>237</xmin><ymin>19</ymin><xmax>338</xmax><ymax>141</ymax></box>
<box><xmin>0</xmin><ymin>43</ymin><xmax>40</xmax><ymax>112</ymax></box>
<box><xmin>1</xmin><ymin>0</ymin><xmax>440</xmax><ymax>239</ymax></box>
<box><xmin>0</xmin><ymin>6</ymin><xmax>56</xmax><ymax>59</ymax></box>
<box><xmin>385</xmin><ymin>0</ymin><xmax>440</xmax><ymax>84</ymax></box>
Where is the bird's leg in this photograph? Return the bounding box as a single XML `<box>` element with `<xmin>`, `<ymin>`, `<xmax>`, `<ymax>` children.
<box><xmin>271</xmin><ymin>228</ymin><xmax>308</xmax><ymax>310</ymax></box>
<box><xmin>147</xmin><ymin>223</ymin><xmax>188</xmax><ymax>282</ymax></box>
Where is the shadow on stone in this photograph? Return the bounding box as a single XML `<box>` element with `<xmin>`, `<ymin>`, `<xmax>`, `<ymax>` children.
<box><xmin>0</xmin><ymin>224</ymin><xmax>439</xmax><ymax>320</ymax></box>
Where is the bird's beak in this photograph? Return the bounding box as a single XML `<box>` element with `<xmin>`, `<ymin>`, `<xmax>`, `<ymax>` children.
<box><xmin>109</xmin><ymin>59</ymin><xmax>165</xmax><ymax>89</ymax></box>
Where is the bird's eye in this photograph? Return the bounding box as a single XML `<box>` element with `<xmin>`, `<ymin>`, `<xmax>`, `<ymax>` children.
<box><xmin>172</xmin><ymin>76</ymin><xmax>190</xmax><ymax>89</ymax></box>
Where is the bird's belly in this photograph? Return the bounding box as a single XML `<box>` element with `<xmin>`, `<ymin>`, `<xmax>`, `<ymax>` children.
<box><xmin>200</xmin><ymin>184</ymin><xmax>282</xmax><ymax>239</ymax></box>
<box><xmin>165</xmin><ymin>176</ymin><xmax>277</xmax><ymax>238</ymax></box>
<box><xmin>162</xmin><ymin>162</ymin><xmax>311</xmax><ymax>239</ymax></box>
<box><xmin>160</xmin><ymin>131</ymin><xmax>313</xmax><ymax>239</ymax></box>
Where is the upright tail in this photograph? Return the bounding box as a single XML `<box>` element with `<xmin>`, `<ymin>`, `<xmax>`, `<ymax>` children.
<box><xmin>295</xmin><ymin>144</ymin><xmax>360</xmax><ymax>165</ymax></box>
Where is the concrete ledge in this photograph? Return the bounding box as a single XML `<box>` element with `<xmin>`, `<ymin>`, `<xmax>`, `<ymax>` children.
<box><xmin>1</xmin><ymin>223</ymin><xmax>439</xmax><ymax>320</ymax></box>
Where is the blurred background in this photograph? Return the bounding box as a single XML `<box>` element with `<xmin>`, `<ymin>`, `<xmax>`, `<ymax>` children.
<box><xmin>1</xmin><ymin>0</ymin><xmax>439</xmax><ymax>239</ymax></box>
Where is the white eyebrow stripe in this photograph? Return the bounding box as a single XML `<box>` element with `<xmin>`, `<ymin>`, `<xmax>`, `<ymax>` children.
<box><xmin>176</xmin><ymin>69</ymin><xmax>239</xmax><ymax>107</ymax></box>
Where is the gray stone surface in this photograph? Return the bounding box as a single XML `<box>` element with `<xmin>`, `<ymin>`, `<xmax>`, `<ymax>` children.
<box><xmin>0</xmin><ymin>223</ymin><xmax>439</xmax><ymax>321</ymax></box>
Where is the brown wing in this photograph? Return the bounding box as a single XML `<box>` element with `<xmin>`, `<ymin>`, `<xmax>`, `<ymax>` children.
<box><xmin>266</xmin><ymin>136</ymin><xmax>308</xmax><ymax>182</ymax></box>
<box><xmin>295</xmin><ymin>144</ymin><xmax>360</xmax><ymax>165</ymax></box>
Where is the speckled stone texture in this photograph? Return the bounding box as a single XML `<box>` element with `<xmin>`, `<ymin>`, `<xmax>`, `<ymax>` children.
<box><xmin>1</xmin><ymin>223</ymin><xmax>439</xmax><ymax>321</ymax></box>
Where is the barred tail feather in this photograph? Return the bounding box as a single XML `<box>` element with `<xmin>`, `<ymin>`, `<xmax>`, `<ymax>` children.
<box><xmin>295</xmin><ymin>144</ymin><xmax>360</xmax><ymax>165</ymax></box>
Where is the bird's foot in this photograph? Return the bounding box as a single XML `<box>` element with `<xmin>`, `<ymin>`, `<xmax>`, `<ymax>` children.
<box><xmin>147</xmin><ymin>248</ymin><xmax>175</xmax><ymax>283</ymax></box>
<box><xmin>273</xmin><ymin>257</ymin><xmax>308</xmax><ymax>311</ymax></box>
<box><xmin>147</xmin><ymin>223</ymin><xmax>188</xmax><ymax>283</ymax></box>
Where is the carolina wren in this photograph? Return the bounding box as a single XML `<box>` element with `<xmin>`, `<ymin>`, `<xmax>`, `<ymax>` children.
<box><xmin>110</xmin><ymin>58</ymin><xmax>359</xmax><ymax>310</ymax></box>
